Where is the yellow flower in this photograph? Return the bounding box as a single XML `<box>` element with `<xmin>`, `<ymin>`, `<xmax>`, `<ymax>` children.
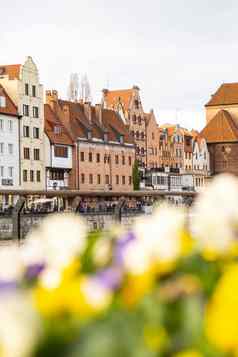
<box><xmin>144</xmin><ymin>325</ymin><xmax>167</xmax><ymax>351</ymax></box>
<box><xmin>173</xmin><ymin>350</ymin><xmax>203</xmax><ymax>357</ymax></box>
<box><xmin>180</xmin><ymin>230</ymin><xmax>194</xmax><ymax>257</ymax></box>
<box><xmin>205</xmin><ymin>263</ymin><xmax>238</xmax><ymax>352</ymax></box>
<box><xmin>33</xmin><ymin>275</ymin><xmax>112</xmax><ymax>319</ymax></box>
<box><xmin>122</xmin><ymin>270</ymin><xmax>155</xmax><ymax>307</ymax></box>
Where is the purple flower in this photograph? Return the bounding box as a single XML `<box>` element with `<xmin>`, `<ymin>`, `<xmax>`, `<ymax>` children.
<box><xmin>0</xmin><ymin>280</ymin><xmax>17</xmax><ymax>292</ymax></box>
<box><xmin>96</xmin><ymin>267</ymin><xmax>123</xmax><ymax>291</ymax></box>
<box><xmin>114</xmin><ymin>231</ymin><xmax>136</xmax><ymax>265</ymax></box>
<box><xmin>25</xmin><ymin>263</ymin><xmax>45</xmax><ymax>280</ymax></box>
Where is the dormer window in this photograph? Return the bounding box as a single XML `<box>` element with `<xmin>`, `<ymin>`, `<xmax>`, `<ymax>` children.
<box><xmin>134</xmin><ymin>99</ymin><xmax>139</xmax><ymax>109</ymax></box>
<box><xmin>54</xmin><ymin>126</ymin><xmax>61</xmax><ymax>134</ymax></box>
<box><xmin>0</xmin><ymin>96</ymin><xmax>6</xmax><ymax>108</ymax></box>
<box><xmin>87</xmin><ymin>130</ymin><xmax>92</xmax><ymax>140</ymax></box>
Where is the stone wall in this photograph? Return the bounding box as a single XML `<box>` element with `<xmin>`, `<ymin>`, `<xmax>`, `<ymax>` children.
<box><xmin>0</xmin><ymin>211</ymin><xmax>143</xmax><ymax>240</ymax></box>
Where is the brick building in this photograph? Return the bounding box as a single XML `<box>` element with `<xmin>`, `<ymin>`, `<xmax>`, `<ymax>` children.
<box><xmin>102</xmin><ymin>86</ymin><xmax>146</xmax><ymax>168</ymax></box>
<box><xmin>46</xmin><ymin>91</ymin><xmax>135</xmax><ymax>191</ymax></box>
<box><xmin>201</xmin><ymin>83</ymin><xmax>238</xmax><ymax>176</ymax></box>
<box><xmin>145</xmin><ymin>110</ymin><xmax>161</xmax><ymax>169</ymax></box>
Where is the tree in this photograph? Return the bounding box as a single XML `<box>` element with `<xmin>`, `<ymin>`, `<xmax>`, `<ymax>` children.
<box><xmin>132</xmin><ymin>160</ymin><xmax>140</xmax><ymax>191</ymax></box>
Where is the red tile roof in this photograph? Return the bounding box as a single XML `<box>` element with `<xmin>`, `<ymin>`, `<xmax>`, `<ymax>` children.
<box><xmin>200</xmin><ymin>110</ymin><xmax>238</xmax><ymax>143</ymax></box>
<box><xmin>57</xmin><ymin>99</ymin><xmax>134</xmax><ymax>145</ymax></box>
<box><xmin>0</xmin><ymin>65</ymin><xmax>21</xmax><ymax>80</ymax></box>
<box><xmin>0</xmin><ymin>85</ymin><xmax>18</xmax><ymax>117</ymax></box>
<box><xmin>205</xmin><ymin>83</ymin><xmax>238</xmax><ymax>107</ymax></box>
<box><xmin>104</xmin><ymin>89</ymin><xmax>134</xmax><ymax>111</ymax></box>
<box><xmin>44</xmin><ymin>104</ymin><xmax>73</xmax><ymax>145</ymax></box>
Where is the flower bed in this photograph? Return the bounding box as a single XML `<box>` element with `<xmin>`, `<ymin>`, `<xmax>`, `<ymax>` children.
<box><xmin>0</xmin><ymin>174</ymin><xmax>238</xmax><ymax>357</ymax></box>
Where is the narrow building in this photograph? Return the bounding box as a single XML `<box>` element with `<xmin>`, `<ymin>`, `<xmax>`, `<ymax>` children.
<box><xmin>0</xmin><ymin>85</ymin><xmax>20</xmax><ymax>208</ymax></box>
<box><xmin>0</xmin><ymin>57</ymin><xmax>45</xmax><ymax>189</ymax></box>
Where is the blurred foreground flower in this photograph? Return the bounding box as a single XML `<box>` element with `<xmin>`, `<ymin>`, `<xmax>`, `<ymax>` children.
<box><xmin>22</xmin><ymin>213</ymin><xmax>87</xmax><ymax>271</ymax></box>
<box><xmin>0</xmin><ymin>293</ymin><xmax>40</xmax><ymax>357</ymax></box>
<box><xmin>206</xmin><ymin>263</ymin><xmax>238</xmax><ymax>353</ymax></box>
<box><xmin>192</xmin><ymin>174</ymin><xmax>238</xmax><ymax>257</ymax></box>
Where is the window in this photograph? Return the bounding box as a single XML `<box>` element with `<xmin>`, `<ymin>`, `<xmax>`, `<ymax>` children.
<box><xmin>25</xmin><ymin>83</ymin><xmax>29</xmax><ymax>96</ymax></box>
<box><xmin>122</xmin><ymin>156</ymin><xmax>125</xmax><ymax>165</ymax></box>
<box><xmin>8</xmin><ymin>144</ymin><xmax>13</xmax><ymax>154</ymax></box>
<box><xmin>116</xmin><ymin>175</ymin><xmax>119</xmax><ymax>185</ymax></box>
<box><xmin>30</xmin><ymin>170</ymin><xmax>34</xmax><ymax>182</ymax></box>
<box><xmin>80</xmin><ymin>152</ymin><xmax>84</xmax><ymax>161</ymax></box>
<box><xmin>152</xmin><ymin>132</ymin><xmax>155</xmax><ymax>140</ymax></box>
<box><xmin>96</xmin><ymin>153</ymin><xmax>100</xmax><ymax>163</ymax></box>
<box><xmin>133</xmin><ymin>115</ymin><xmax>137</xmax><ymax>124</ymax></box>
<box><xmin>129</xmin><ymin>176</ymin><xmax>132</xmax><ymax>185</ymax></box>
<box><xmin>0</xmin><ymin>96</ymin><xmax>6</xmax><ymax>107</ymax></box>
<box><xmin>105</xmin><ymin>175</ymin><xmax>109</xmax><ymax>185</ymax></box>
<box><xmin>97</xmin><ymin>174</ymin><xmax>101</xmax><ymax>184</ymax></box>
<box><xmin>32</xmin><ymin>85</ymin><xmax>36</xmax><ymax>97</ymax></box>
<box><xmin>89</xmin><ymin>152</ymin><xmax>93</xmax><ymax>162</ymax></box>
<box><xmin>23</xmin><ymin>104</ymin><xmax>29</xmax><ymax>116</ymax></box>
<box><xmin>0</xmin><ymin>143</ymin><xmax>4</xmax><ymax>154</ymax></box>
<box><xmin>0</xmin><ymin>166</ymin><xmax>3</xmax><ymax>177</ymax></box>
<box><xmin>33</xmin><ymin>127</ymin><xmax>39</xmax><ymax>139</ymax></box>
<box><xmin>8</xmin><ymin>120</ymin><xmax>13</xmax><ymax>132</ymax></box>
<box><xmin>141</xmin><ymin>132</ymin><xmax>145</xmax><ymax>140</ymax></box>
<box><xmin>89</xmin><ymin>174</ymin><xmax>93</xmax><ymax>184</ymax></box>
<box><xmin>50</xmin><ymin>170</ymin><xmax>64</xmax><ymax>180</ymax></box>
<box><xmin>136</xmin><ymin>131</ymin><xmax>139</xmax><ymax>140</ymax></box>
<box><xmin>36</xmin><ymin>170</ymin><xmax>41</xmax><ymax>182</ymax></box>
<box><xmin>34</xmin><ymin>148</ymin><xmax>40</xmax><ymax>160</ymax></box>
<box><xmin>23</xmin><ymin>170</ymin><xmax>27</xmax><ymax>182</ymax></box>
<box><xmin>81</xmin><ymin>173</ymin><xmax>85</xmax><ymax>184</ymax></box>
<box><xmin>23</xmin><ymin>126</ymin><xmax>29</xmax><ymax>137</ymax></box>
<box><xmin>122</xmin><ymin>175</ymin><xmax>126</xmax><ymax>185</ymax></box>
<box><xmin>54</xmin><ymin>126</ymin><xmax>61</xmax><ymax>134</ymax></box>
<box><xmin>134</xmin><ymin>99</ymin><xmax>139</xmax><ymax>109</ymax></box>
<box><xmin>24</xmin><ymin>147</ymin><xmax>30</xmax><ymax>159</ymax></box>
<box><xmin>33</xmin><ymin>106</ymin><xmax>39</xmax><ymax>118</ymax></box>
<box><xmin>128</xmin><ymin>156</ymin><xmax>132</xmax><ymax>166</ymax></box>
<box><xmin>54</xmin><ymin>146</ymin><xmax>68</xmax><ymax>158</ymax></box>
<box><xmin>138</xmin><ymin>116</ymin><xmax>142</xmax><ymax>125</ymax></box>
<box><xmin>0</xmin><ymin>119</ymin><xmax>3</xmax><ymax>131</ymax></box>
<box><xmin>115</xmin><ymin>155</ymin><xmax>119</xmax><ymax>164</ymax></box>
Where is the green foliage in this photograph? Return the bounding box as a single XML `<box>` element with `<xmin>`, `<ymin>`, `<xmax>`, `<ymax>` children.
<box><xmin>133</xmin><ymin>159</ymin><xmax>140</xmax><ymax>190</ymax></box>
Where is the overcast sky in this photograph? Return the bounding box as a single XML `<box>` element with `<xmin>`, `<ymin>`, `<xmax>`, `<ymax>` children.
<box><xmin>1</xmin><ymin>0</ymin><xmax>238</xmax><ymax>130</ymax></box>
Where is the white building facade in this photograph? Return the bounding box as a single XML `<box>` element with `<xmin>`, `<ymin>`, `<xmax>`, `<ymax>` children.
<box><xmin>193</xmin><ymin>137</ymin><xmax>210</xmax><ymax>191</ymax></box>
<box><xmin>0</xmin><ymin>56</ymin><xmax>45</xmax><ymax>190</ymax></box>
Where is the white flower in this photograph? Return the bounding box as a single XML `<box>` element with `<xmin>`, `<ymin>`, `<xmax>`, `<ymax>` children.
<box><xmin>122</xmin><ymin>205</ymin><xmax>186</xmax><ymax>275</ymax></box>
<box><xmin>192</xmin><ymin>174</ymin><xmax>238</xmax><ymax>253</ymax></box>
<box><xmin>81</xmin><ymin>277</ymin><xmax>112</xmax><ymax>311</ymax></box>
<box><xmin>23</xmin><ymin>213</ymin><xmax>87</xmax><ymax>270</ymax></box>
<box><xmin>0</xmin><ymin>292</ymin><xmax>41</xmax><ymax>357</ymax></box>
<box><xmin>93</xmin><ymin>238</ymin><xmax>112</xmax><ymax>267</ymax></box>
<box><xmin>0</xmin><ymin>246</ymin><xmax>24</xmax><ymax>282</ymax></box>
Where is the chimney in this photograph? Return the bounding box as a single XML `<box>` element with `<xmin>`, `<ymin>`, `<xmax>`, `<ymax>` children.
<box><xmin>84</xmin><ymin>102</ymin><xmax>92</xmax><ymax>124</ymax></box>
<box><xmin>63</xmin><ymin>104</ymin><xmax>70</xmax><ymax>122</ymax></box>
<box><xmin>95</xmin><ymin>103</ymin><xmax>102</xmax><ymax>125</ymax></box>
<box><xmin>45</xmin><ymin>89</ymin><xmax>58</xmax><ymax>111</ymax></box>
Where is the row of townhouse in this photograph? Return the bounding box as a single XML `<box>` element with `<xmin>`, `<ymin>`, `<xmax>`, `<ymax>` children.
<box><xmin>0</xmin><ymin>56</ymin><xmax>210</xmax><ymax>207</ymax></box>
<box><xmin>103</xmin><ymin>87</ymin><xmax>210</xmax><ymax>191</ymax></box>
<box><xmin>0</xmin><ymin>57</ymin><xmax>135</xmax><ymax>209</ymax></box>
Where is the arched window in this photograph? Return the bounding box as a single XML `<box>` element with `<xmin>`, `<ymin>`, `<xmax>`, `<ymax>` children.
<box><xmin>136</xmin><ymin>131</ymin><xmax>139</xmax><ymax>140</ymax></box>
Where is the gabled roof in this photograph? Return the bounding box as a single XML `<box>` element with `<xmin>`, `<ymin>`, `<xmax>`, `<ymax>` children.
<box><xmin>205</xmin><ymin>83</ymin><xmax>238</xmax><ymax>107</ymax></box>
<box><xmin>0</xmin><ymin>64</ymin><xmax>21</xmax><ymax>80</ymax></box>
<box><xmin>200</xmin><ymin>110</ymin><xmax>238</xmax><ymax>143</ymax></box>
<box><xmin>0</xmin><ymin>85</ymin><xmax>18</xmax><ymax>117</ymax></box>
<box><xmin>44</xmin><ymin>104</ymin><xmax>73</xmax><ymax>146</ymax></box>
<box><xmin>103</xmin><ymin>89</ymin><xmax>134</xmax><ymax>111</ymax></box>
